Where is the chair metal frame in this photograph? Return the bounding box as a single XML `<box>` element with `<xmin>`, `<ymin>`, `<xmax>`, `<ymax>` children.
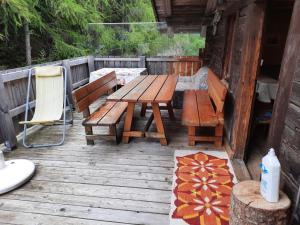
<box><xmin>22</xmin><ymin>66</ymin><xmax>72</xmax><ymax>148</ymax></box>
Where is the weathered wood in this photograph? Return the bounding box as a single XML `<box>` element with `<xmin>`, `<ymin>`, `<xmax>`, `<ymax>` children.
<box><xmin>72</xmin><ymin>78</ymin><xmax>89</xmax><ymax>89</ymax></box>
<box><xmin>0</xmin><ymin>75</ymin><xmax>17</xmax><ymax>150</ymax></box>
<box><xmin>69</xmin><ymin>57</ymin><xmax>88</xmax><ymax>67</ymax></box>
<box><xmin>9</xmin><ymin>100</ymin><xmax>35</xmax><ymax>118</ymax></box>
<box><xmin>62</xmin><ymin>59</ymin><xmax>75</xmax><ymax>106</ymax></box>
<box><xmin>138</xmin><ymin>56</ymin><xmax>146</xmax><ymax>68</ymax></box>
<box><xmin>268</xmin><ymin>0</ymin><xmax>300</xmax><ymax>152</ymax></box>
<box><xmin>230</xmin><ymin>180</ymin><xmax>291</xmax><ymax>225</ymax></box>
<box><xmin>99</xmin><ymin>102</ymin><xmax>127</xmax><ymax>125</ymax></box>
<box><xmin>84</xmin><ymin>101</ymin><xmax>116</xmax><ymax>125</ymax></box>
<box><xmin>87</xmin><ymin>55</ymin><xmax>95</xmax><ymax>73</ymax></box>
<box><xmin>231</xmin><ymin>3</ymin><xmax>266</xmax><ymax>159</ymax></box>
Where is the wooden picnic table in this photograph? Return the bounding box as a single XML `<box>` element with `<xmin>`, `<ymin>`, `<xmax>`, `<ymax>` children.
<box><xmin>107</xmin><ymin>74</ymin><xmax>178</xmax><ymax>145</ymax></box>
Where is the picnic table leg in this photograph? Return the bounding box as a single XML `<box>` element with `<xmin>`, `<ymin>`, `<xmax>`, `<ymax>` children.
<box><xmin>167</xmin><ymin>101</ymin><xmax>175</xmax><ymax>120</ymax></box>
<box><xmin>151</xmin><ymin>103</ymin><xmax>168</xmax><ymax>146</ymax></box>
<box><xmin>140</xmin><ymin>103</ymin><xmax>147</xmax><ymax>117</ymax></box>
<box><xmin>122</xmin><ymin>102</ymin><xmax>135</xmax><ymax>143</ymax></box>
<box><xmin>188</xmin><ymin>126</ymin><xmax>196</xmax><ymax>146</ymax></box>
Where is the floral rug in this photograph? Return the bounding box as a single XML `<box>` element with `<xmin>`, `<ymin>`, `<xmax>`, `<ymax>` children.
<box><xmin>170</xmin><ymin>150</ymin><xmax>237</xmax><ymax>225</ymax></box>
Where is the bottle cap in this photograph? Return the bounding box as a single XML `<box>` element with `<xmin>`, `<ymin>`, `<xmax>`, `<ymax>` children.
<box><xmin>268</xmin><ymin>148</ymin><xmax>276</xmax><ymax>156</ymax></box>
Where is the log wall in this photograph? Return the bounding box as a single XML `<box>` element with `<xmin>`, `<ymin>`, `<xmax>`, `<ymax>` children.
<box><xmin>205</xmin><ymin>6</ymin><xmax>248</xmax><ymax>145</ymax></box>
<box><xmin>269</xmin><ymin>2</ymin><xmax>300</xmax><ymax>222</ymax></box>
<box><xmin>205</xmin><ymin>1</ymin><xmax>299</xmax><ymax>221</ymax></box>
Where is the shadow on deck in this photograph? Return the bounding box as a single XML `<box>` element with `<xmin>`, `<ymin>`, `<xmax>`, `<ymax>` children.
<box><xmin>0</xmin><ymin>103</ymin><xmax>218</xmax><ymax>225</ymax></box>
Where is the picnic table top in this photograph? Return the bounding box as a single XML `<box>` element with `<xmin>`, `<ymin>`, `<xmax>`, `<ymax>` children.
<box><xmin>107</xmin><ymin>75</ymin><xmax>178</xmax><ymax>103</ymax></box>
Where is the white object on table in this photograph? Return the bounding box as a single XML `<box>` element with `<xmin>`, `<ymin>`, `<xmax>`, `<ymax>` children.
<box><xmin>89</xmin><ymin>68</ymin><xmax>147</xmax><ymax>85</ymax></box>
<box><xmin>256</xmin><ymin>76</ymin><xmax>278</xmax><ymax>103</ymax></box>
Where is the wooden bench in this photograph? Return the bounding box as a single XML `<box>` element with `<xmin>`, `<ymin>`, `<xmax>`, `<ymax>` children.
<box><xmin>72</xmin><ymin>71</ymin><xmax>127</xmax><ymax>144</ymax></box>
<box><xmin>182</xmin><ymin>69</ymin><xmax>227</xmax><ymax>147</ymax></box>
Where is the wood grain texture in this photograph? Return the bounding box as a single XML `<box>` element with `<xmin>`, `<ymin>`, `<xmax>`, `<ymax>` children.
<box><xmin>0</xmin><ymin>75</ymin><xmax>17</xmax><ymax>149</ymax></box>
<box><xmin>231</xmin><ymin>3</ymin><xmax>266</xmax><ymax>159</ymax></box>
<box><xmin>155</xmin><ymin>75</ymin><xmax>178</xmax><ymax>103</ymax></box>
<box><xmin>99</xmin><ymin>102</ymin><xmax>128</xmax><ymax>125</ymax></box>
<box><xmin>122</xmin><ymin>75</ymin><xmax>157</xmax><ymax>102</ymax></box>
<box><xmin>196</xmin><ymin>90</ymin><xmax>218</xmax><ymax>126</ymax></box>
<box><xmin>230</xmin><ymin>180</ymin><xmax>291</xmax><ymax>225</ymax></box>
<box><xmin>83</xmin><ymin>101</ymin><xmax>116</xmax><ymax>125</ymax></box>
<box><xmin>139</xmin><ymin>75</ymin><xmax>168</xmax><ymax>103</ymax></box>
<box><xmin>107</xmin><ymin>76</ymin><xmax>146</xmax><ymax>101</ymax></box>
<box><xmin>268</xmin><ymin>0</ymin><xmax>300</xmax><ymax>153</ymax></box>
<box><xmin>182</xmin><ymin>90</ymin><xmax>199</xmax><ymax>126</ymax></box>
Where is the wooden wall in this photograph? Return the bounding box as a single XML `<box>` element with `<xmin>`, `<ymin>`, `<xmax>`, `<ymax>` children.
<box><xmin>206</xmin><ymin>0</ymin><xmax>299</xmax><ymax>219</ymax></box>
<box><xmin>268</xmin><ymin>1</ymin><xmax>300</xmax><ymax>220</ymax></box>
<box><xmin>205</xmin><ymin>6</ymin><xmax>249</xmax><ymax>145</ymax></box>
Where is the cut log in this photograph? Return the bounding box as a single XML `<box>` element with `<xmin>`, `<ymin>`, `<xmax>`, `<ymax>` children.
<box><xmin>230</xmin><ymin>180</ymin><xmax>291</xmax><ymax>225</ymax></box>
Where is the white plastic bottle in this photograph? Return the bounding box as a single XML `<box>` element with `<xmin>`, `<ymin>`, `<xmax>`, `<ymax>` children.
<box><xmin>260</xmin><ymin>148</ymin><xmax>281</xmax><ymax>202</ymax></box>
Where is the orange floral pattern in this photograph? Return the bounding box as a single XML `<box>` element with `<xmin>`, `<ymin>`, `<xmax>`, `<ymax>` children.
<box><xmin>172</xmin><ymin>152</ymin><xmax>234</xmax><ymax>225</ymax></box>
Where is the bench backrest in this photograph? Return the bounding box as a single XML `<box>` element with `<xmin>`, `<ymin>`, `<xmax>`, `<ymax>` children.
<box><xmin>207</xmin><ymin>69</ymin><xmax>227</xmax><ymax>113</ymax></box>
<box><xmin>72</xmin><ymin>71</ymin><xmax>117</xmax><ymax>113</ymax></box>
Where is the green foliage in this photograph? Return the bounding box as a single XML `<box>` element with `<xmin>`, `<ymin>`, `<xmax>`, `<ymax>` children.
<box><xmin>0</xmin><ymin>0</ymin><xmax>205</xmax><ymax>68</ymax></box>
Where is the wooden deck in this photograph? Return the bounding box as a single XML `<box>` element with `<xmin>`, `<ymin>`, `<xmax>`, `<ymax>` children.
<box><xmin>0</xmin><ymin>101</ymin><xmax>216</xmax><ymax>225</ymax></box>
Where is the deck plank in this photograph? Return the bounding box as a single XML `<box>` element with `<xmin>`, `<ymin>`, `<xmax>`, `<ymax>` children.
<box><xmin>1</xmin><ymin>99</ymin><xmax>222</xmax><ymax>225</ymax></box>
<box><xmin>0</xmin><ymin>199</ymin><xmax>169</xmax><ymax>225</ymax></box>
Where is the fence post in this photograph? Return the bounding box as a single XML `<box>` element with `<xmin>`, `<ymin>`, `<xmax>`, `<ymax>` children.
<box><xmin>62</xmin><ymin>59</ymin><xmax>74</xmax><ymax>106</ymax></box>
<box><xmin>139</xmin><ymin>56</ymin><xmax>146</xmax><ymax>68</ymax></box>
<box><xmin>87</xmin><ymin>55</ymin><xmax>95</xmax><ymax>73</ymax></box>
<box><xmin>0</xmin><ymin>75</ymin><xmax>17</xmax><ymax>150</ymax></box>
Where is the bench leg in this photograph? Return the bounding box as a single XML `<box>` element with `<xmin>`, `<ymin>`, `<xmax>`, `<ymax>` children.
<box><xmin>188</xmin><ymin>127</ymin><xmax>196</xmax><ymax>146</ymax></box>
<box><xmin>141</xmin><ymin>103</ymin><xmax>147</xmax><ymax>117</ymax></box>
<box><xmin>122</xmin><ymin>102</ymin><xmax>135</xmax><ymax>143</ymax></box>
<box><xmin>82</xmin><ymin>108</ymin><xmax>94</xmax><ymax>145</ymax></box>
<box><xmin>167</xmin><ymin>101</ymin><xmax>175</xmax><ymax>120</ymax></box>
<box><xmin>109</xmin><ymin>125</ymin><xmax>118</xmax><ymax>144</ymax></box>
<box><xmin>152</xmin><ymin>103</ymin><xmax>168</xmax><ymax>146</ymax></box>
<box><xmin>214</xmin><ymin>124</ymin><xmax>223</xmax><ymax>147</ymax></box>
<box><xmin>85</xmin><ymin>126</ymin><xmax>94</xmax><ymax>145</ymax></box>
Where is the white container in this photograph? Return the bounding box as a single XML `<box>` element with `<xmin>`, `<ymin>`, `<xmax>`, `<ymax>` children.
<box><xmin>0</xmin><ymin>151</ymin><xmax>5</xmax><ymax>169</ymax></box>
<box><xmin>260</xmin><ymin>148</ymin><xmax>281</xmax><ymax>202</ymax></box>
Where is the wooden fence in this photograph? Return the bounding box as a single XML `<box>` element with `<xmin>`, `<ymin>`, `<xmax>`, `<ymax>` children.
<box><xmin>0</xmin><ymin>55</ymin><xmax>202</xmax><ymax>149</ymax></box>
<box><xmin>94</xmin><ymin>56</ymin><xmax>202</xmax><ymax>76</ymax></box>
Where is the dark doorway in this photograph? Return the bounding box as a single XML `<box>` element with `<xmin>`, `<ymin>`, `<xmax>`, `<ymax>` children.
<box><xmin>246</xmin><ymin>0</ymin><xmax>294</xmax><ymax>180</ymax></box>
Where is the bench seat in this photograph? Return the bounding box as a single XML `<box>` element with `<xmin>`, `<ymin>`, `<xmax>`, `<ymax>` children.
<box><xmin>182</xmin><ymin>90</ymin><xmax>219</xmax><ymax>127</ymax></box>
<box><xmin>72</xmin><ymin>71</ymin><xmax>127</xmax><ymax>144</ymax></box>
<box><xmin>83</xmin><ymin>101</ymin><xmax>128</xmax><ymax>126</ymax></box>
<box><xmin>182</xmin><ymin>69</ymin><xmax>227</xmax><ymax>147</ymax></box>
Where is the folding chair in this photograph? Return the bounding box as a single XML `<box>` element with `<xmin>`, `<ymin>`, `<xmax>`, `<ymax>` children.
<box><xmin>20</xmin><ymin>66</ymin><xmax>72</xmax><ymax>148</ymax></box>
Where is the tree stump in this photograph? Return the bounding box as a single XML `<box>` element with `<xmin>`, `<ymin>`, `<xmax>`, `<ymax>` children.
<box><xmin>230</xmin><ymin>180</ymin><xmax>291</xmax><ymax>225</ymax></box>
